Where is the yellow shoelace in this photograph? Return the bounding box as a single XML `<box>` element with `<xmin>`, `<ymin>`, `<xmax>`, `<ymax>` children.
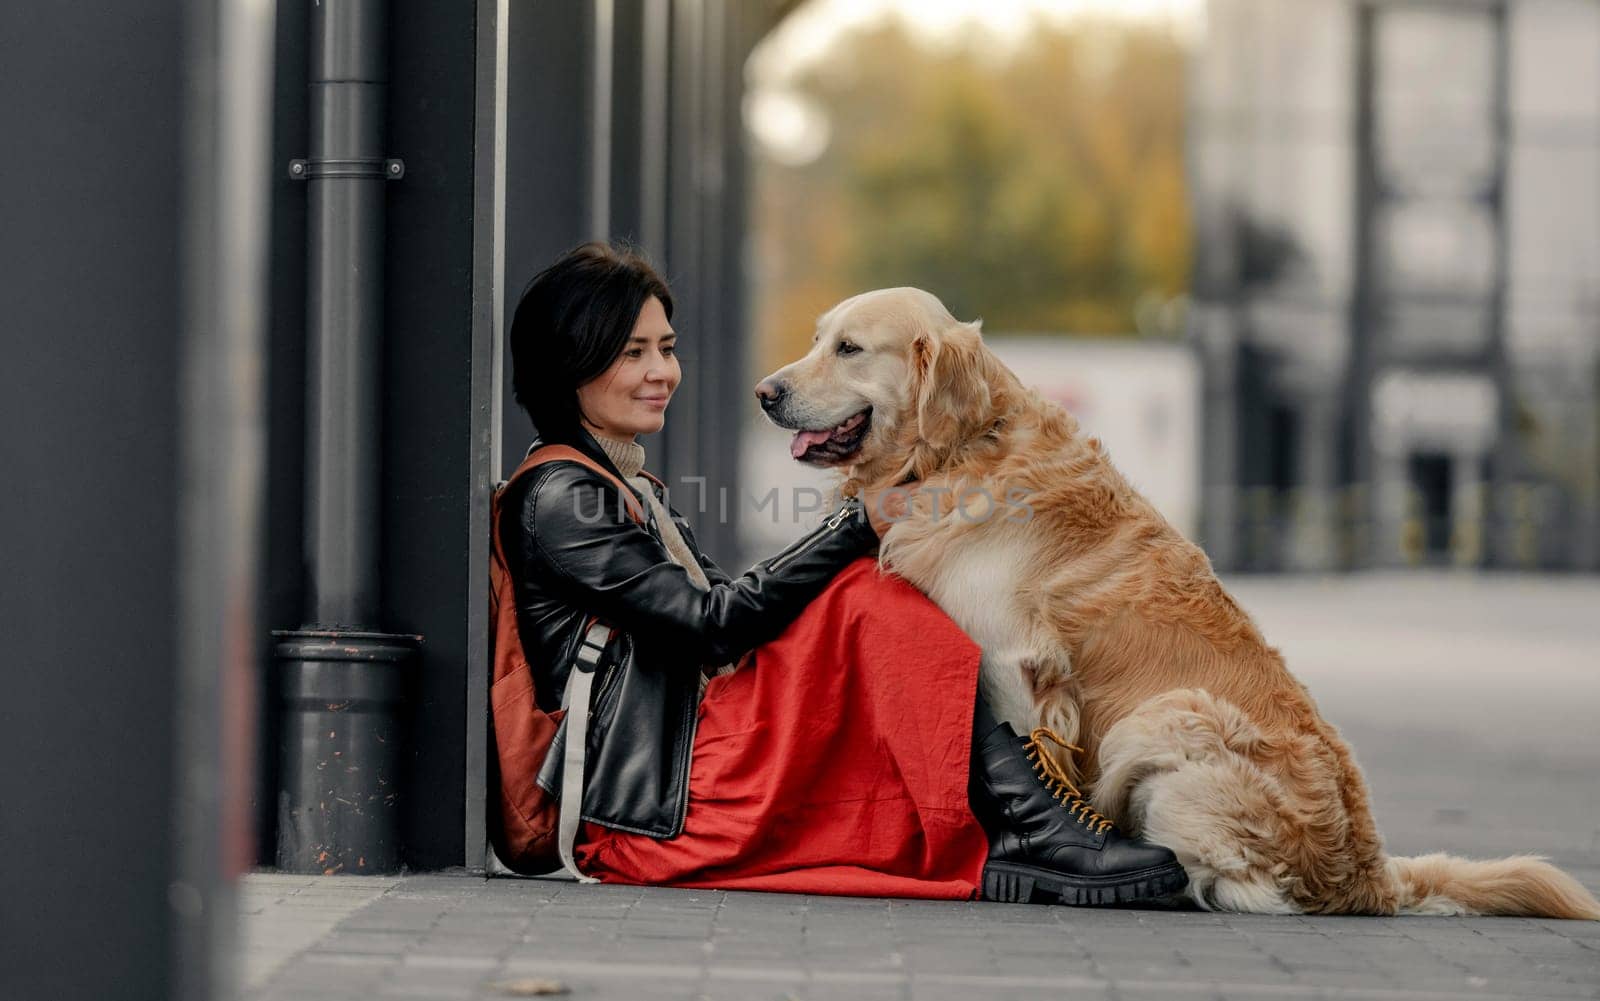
<box><xmin>1024</xmin><ymin>727</ymin><xmax>1115</xmax><ymax>835</ymax></box>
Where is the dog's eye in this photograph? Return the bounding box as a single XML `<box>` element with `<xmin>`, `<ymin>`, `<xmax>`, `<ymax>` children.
<box><xmin>836</xmin><ymin>341</ymin><xmax>861</xmax><ymax>357</ymax></box>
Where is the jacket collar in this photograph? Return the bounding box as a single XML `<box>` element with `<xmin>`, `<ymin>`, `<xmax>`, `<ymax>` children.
<box><xmin>526</xmin><ymin>424</ymin><xmax>635</xmax><ymax>488</ymax></box>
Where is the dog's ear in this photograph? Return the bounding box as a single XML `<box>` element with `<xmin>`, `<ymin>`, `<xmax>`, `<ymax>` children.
<box><xmin>906</xmin><ymin>319</ymin><xmax>995</xmax><ymax>474</ymax></box>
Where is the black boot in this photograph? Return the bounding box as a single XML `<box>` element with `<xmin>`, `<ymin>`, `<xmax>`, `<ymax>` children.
<box><xmin>969</xmin><ymin>694</ymin><xmax>1188</xmax><ymax>905</ymax></box>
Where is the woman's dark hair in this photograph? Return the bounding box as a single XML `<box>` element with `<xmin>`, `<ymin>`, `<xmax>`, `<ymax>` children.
<box><xmin>509</xmin><ymin>241</ymin><xmax>674</xmax><ymax>444</ymax></box>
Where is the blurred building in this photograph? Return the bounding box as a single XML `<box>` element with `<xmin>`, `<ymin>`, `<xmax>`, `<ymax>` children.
<box><xmin>1190</xmin><ymin>0</ymin><xmax>1600</xmax><ymax>571</ymax></box>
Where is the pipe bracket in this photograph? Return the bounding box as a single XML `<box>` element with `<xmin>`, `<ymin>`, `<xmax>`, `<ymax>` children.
<box><xmin>288</xmin><ymin>157</ymin><xmax>405</xmax><ymax>181</ymax></box>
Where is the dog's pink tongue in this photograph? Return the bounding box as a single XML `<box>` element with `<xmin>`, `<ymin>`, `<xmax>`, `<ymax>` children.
<box><xmin>790</xmin><ymin>429</ymin><xmax>832</xmax><ymax>458</ymax></box>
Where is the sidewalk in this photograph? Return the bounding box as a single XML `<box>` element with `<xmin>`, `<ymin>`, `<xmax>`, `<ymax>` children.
<box><xmin>240</xmin><ymin>870</ymin><xmax>1600</xmax><ymax>1001</ymax></box>
<box><xmin>241</xmin><ymin>574</ymin><xmax>1600</xmax><ymax>1000</ymax></box>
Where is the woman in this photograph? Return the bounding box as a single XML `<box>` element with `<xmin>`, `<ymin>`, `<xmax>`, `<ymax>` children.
<box><xmin>494</xmin><ymin>241</ymin><xmax>1187</xmax><ymax>904</ymax></box>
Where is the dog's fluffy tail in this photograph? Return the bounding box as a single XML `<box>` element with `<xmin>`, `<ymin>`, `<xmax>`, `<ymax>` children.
<box><xmin>1385</xmin><ymin>852</ymin><xmax>1600</xmax><ymax>919</ymax></box>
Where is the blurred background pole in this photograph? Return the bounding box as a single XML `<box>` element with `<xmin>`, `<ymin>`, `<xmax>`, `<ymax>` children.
<box><xmin>276</xmin><ymin>0</ymin><xmax>417</xmax><ymax>876</ymax></box>
<box><xmin>175</xmin><ymin>0</ymin><xmax>277</xmax><ymax>995</ymax></box>
<box><xmin>0</xmin><ymin>0</ymin><xmax>271</xmax><ymax>997</ymax></box>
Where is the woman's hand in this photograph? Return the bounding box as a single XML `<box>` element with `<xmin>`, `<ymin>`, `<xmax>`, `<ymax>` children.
<box><xmin>860</xmin><ymin>482</ymin><xmax>917</xmax><ymax>540</ymax></box>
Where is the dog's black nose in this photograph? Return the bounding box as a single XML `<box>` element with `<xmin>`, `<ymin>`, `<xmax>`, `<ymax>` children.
<box><xmin>754</xmin><ymin>379</ymin><xmax>787</xmax><ymax>412</ymax></box>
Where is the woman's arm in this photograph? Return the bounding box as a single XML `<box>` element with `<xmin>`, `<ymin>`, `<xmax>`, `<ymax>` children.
<box><xmin>520</xmin><ymin>462</ymin><xmax>876</xmax><ymax>665</ymax></box>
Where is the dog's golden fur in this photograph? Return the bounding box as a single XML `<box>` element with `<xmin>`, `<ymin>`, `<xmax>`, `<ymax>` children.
<box><xmin>762</xmin><ymin>287</ymin><xmax>1600</xmax><ymax>918</ymax></box>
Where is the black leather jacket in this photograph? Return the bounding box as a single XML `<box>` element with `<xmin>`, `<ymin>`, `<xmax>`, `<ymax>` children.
<box><xmin>497</xmin><ymin>429</ymin><xmax>879</xmax><ymax>841</ymax></box>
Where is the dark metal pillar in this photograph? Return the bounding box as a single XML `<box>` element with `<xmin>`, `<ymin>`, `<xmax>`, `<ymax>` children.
<box><xmin>277</xmin><ymin>0</ymin><xmax>417</xmax><ymax>876</ymax></box>
<box><xmin>1344</xmin><ymin>1</ymin><xmax>1378</xmax><ymax>569</ymax></box>
<box><xmin>466</xmin><ymin>0</ymin><xmax>510</xmax><ymax>874</ymax></box>
<box><xmin>1485</xmin><ymin>0</ymin><xmax>1517</xmax><ymax>567</ymax></box>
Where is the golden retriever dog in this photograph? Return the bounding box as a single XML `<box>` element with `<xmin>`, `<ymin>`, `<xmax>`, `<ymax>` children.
<box><xmin>756</xmin><ymin>287</ymin><xmax>1600</xmax><ymax>918</ymax></box>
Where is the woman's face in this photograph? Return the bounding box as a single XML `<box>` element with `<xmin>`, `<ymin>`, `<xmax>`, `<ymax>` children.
<box><xmin>577</xmin><ymin>295</ymin><xmax>680</xmax><ymax>440</ymax></box>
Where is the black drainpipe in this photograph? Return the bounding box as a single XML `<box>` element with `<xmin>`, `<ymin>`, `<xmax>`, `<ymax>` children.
<box><xmin>274</xmin><ymin>0</ymin><xmax>417</xmax><ymax>876</ymax></box>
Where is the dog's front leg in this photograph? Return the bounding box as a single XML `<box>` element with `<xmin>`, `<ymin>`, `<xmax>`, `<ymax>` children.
<box><xmin>978</xmin><ymin>644</ymin><xmax>1083</xmax><ymax>783</ymax></box>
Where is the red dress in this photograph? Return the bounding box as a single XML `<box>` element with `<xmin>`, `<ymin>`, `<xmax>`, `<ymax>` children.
<box><xmin>573</xmin><ymin>557</ymin><xmax>989</xmax><ymax>900</ymax></box>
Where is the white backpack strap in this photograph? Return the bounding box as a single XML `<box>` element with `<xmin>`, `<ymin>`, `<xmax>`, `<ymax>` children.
<box><xmin>557</xmin><ymin>620</ymin><xmax>611</xmax><ymax>883</ymax></box>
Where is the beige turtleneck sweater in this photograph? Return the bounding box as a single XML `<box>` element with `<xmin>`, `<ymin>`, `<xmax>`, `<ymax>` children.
<box><xmin>591</xmin><ymin>432</ymin><xmax>733</xmax><ymax>682</ymax></box>
<box><xmin>592</xmin><ymin>433</ymin><xmax>710</xmax><ymax>590</ymax></box>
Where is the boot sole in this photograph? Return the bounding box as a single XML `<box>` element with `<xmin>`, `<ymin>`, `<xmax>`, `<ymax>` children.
<box><xmin>982</xmin><ymin>860</ymin><xmax>1189</xmax><ymax>906</ymax></box>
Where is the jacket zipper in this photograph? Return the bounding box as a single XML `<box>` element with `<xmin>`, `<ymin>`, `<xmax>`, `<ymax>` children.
<box><xmin>765</xmin><ymin>503</ymin><xmax>855</xmax><ymax>573</ymax></box>
<box><xmin>674</xmin><ymin>687</ymin><xmax>701</xmax><ymax>835</ymax></box>
<box><xmin>591</xmin><ymin>635</ymin><xmax>623</xmax><ymax>709</ymax></box>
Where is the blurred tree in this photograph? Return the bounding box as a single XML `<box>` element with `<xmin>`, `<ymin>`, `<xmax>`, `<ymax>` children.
<box><xmin>750</xmin><ymin>14</ymin><xmax>1192</xmax><ymax>376</ymax></box>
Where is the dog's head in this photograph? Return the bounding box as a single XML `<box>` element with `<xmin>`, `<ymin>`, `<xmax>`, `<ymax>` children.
<box><xmin>755</xmin><ymin>287</ymin><xmax>1014</xmax><ymax>485</ymax></box>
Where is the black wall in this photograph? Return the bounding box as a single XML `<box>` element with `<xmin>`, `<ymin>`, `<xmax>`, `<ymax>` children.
<box><xmin>262</xmin><ymin>0</ymin><xmax>480</xmax><ymax>870</ymax></box>
<box><xmin>382</xmin><ymin>0</ymin><xmax>480</xmax><ymax>870</ymax></box>
<box><xmin>501</xmin><ymin>1</ymin><xmax>594</xmax><ymax>477</ymax></box>
<box><xmin>0</xmin><ymin>4</ymin><xmax>184</xmax><ymax>998</ymax></box>
<box><xmin>500</xmin><ymin>0</ymin><xmax>759</xmax><ymax>570</ymax></box>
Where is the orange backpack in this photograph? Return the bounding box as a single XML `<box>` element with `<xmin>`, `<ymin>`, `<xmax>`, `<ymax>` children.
<box><xmin>488</xmin><ymin>444</ymin><xmax>662</xmax><ymax>873</ymax></box>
